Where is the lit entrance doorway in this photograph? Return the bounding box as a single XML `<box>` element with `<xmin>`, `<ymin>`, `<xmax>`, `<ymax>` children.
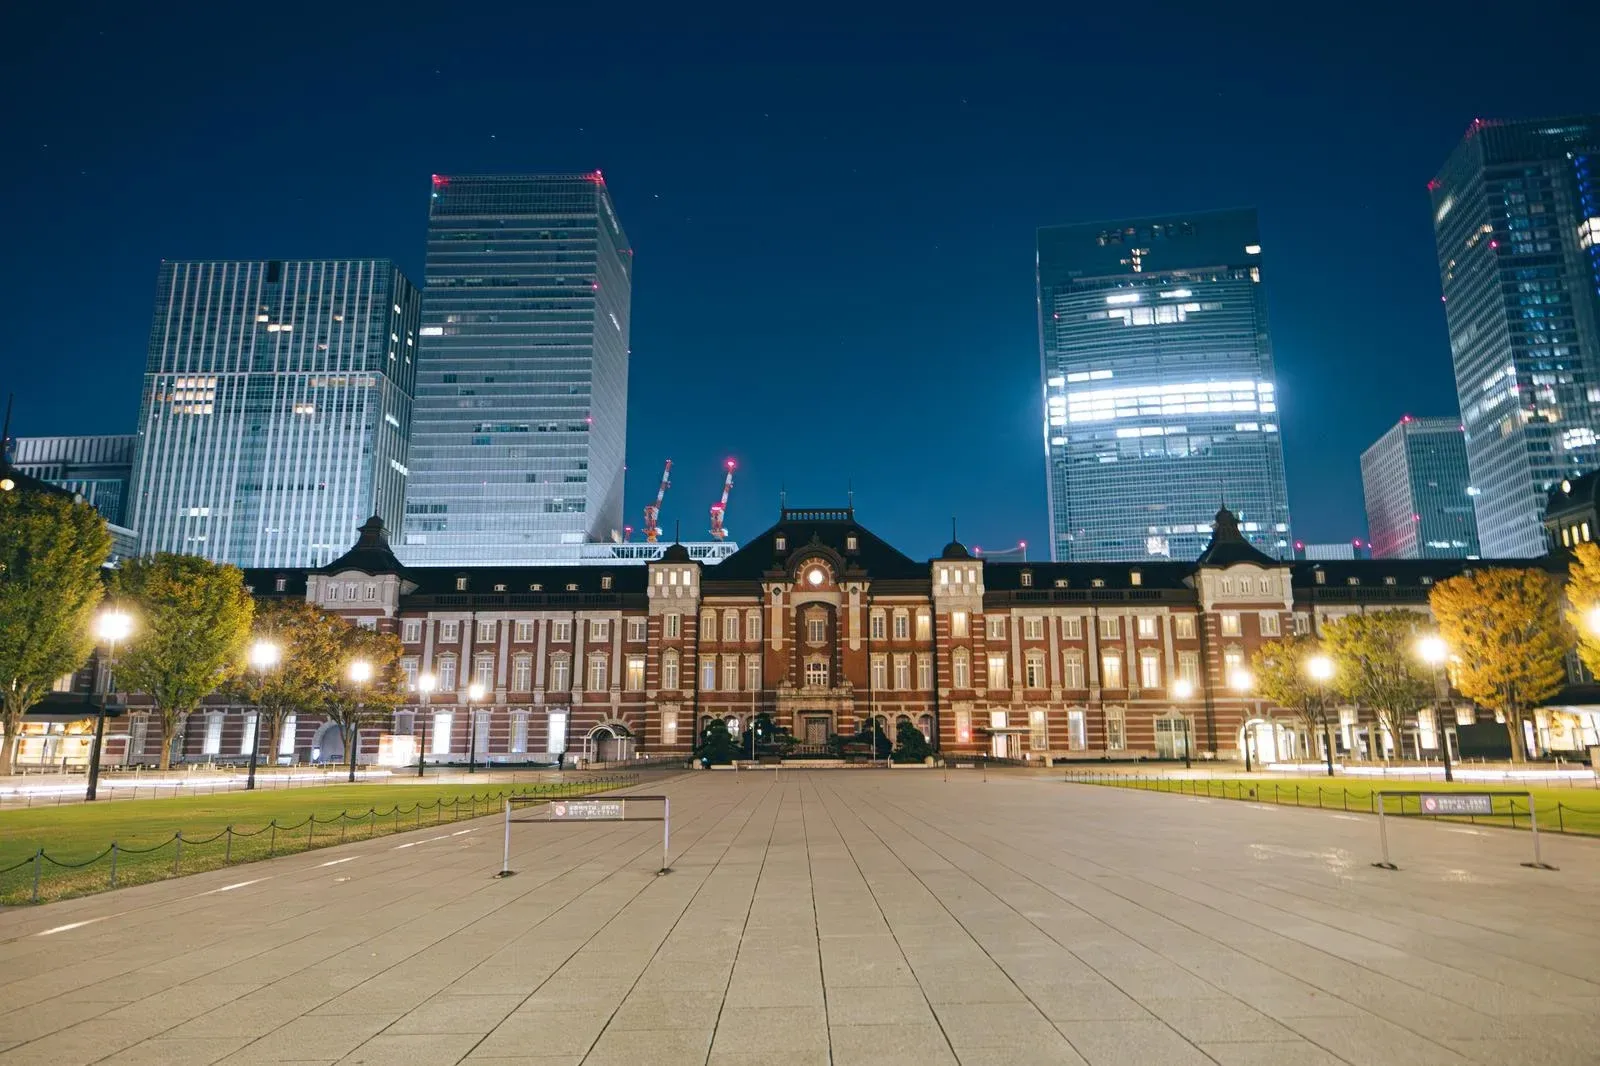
<box><xmin>586</xmin><ymin>722</ymin><xmax>635</xmax><ymax>763</ymax></box>
<box><xmin>800</xmin><ymin>714</ymin><xmax>831</xmax><ymax>746</ymax></box>
<box><xmin>311</xmin><ymin>721</ymin><xmax>344</xmax><ymax>764</ymax></box>
<box><xmin>1155</xmin><ymin>716</ymin><xmax>1191</xmax><ymax>760</ymax></box>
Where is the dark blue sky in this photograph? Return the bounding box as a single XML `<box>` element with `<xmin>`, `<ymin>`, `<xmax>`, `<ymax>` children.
<box><xmin>7</xmin><ymin>3</ymin><xmax>1599</xmax><ymax>559</ymax></box>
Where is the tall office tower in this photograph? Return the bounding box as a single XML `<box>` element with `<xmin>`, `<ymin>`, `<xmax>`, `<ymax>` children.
<box><xmin>1361</xmin><ymin>415</ymin><xmax>1480</xmax><ymax>559</ymax></box>
<box><xmin>8</xmin><ymin>435</ymin><xmax>136</xmax><ymax>525</ymax></box>
<box><xmin>1037</xmin><ymin>208</ymin><xmax>1292</xmax><ymax>561</ymax></box>
<box><xmin>402</xmin><ymin>173</ymin><xmax>631</xmax><ymax>565</ymax></box>
<box><xmin>127</xmin><ymin>260</ymin><xmax>421</xmax><ymax>568</ymax></box>
<box><xmin>1431</xmin><ymin>116</ymin><xmax>1600</xmax><ymax>556</ymax></box>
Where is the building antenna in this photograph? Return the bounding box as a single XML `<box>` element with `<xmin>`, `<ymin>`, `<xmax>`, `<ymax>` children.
<box><xmin>847</xmin><ymin>479</ymin><xmax>854</xmax><ymax>510</ymax></box>
<box><xmin>951</xmin><ymin>516</ymin><xmax>958</xmax><ymax>543</ymax></box>
<box><xmin>1</xmin><ymin>393</ymin><xmax>12</xmax><ymax>462</ymax></box>
<box><xmin>780</xmin><ymin>482</ymin><xmax>787</xmax><ymax>511</ymax></box>
<box><xmin>673</xmin><ymin>519</ymin><xmax>681</xmax><ymax>544</ymax></box>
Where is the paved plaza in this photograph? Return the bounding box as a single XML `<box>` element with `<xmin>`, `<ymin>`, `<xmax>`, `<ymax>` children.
<box><xmin>0</xmin><ymin>770</ymin><xmax>1596</xmax><ymax>1066</ymax></box>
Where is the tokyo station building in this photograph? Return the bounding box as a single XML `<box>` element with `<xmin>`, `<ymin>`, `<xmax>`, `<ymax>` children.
<box><xmin>78</xmin><ymin>503</ymin><xmax>1593</xmax><ymax>769</ymax></box>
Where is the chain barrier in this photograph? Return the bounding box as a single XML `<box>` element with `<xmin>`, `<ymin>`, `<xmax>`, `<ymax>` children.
<box><xmin>0</xmin><ymin>773</ymin><xmax>637</xmax><ymax>905</ymax></box>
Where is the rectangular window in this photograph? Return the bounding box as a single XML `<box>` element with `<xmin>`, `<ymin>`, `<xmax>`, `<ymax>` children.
<box><xmin>628</xmin><ymin>618</ymin><xmax>647</xmax><ymax>642</ymax></box>
<box><xmin>1100</xmin><ymin>616</ymin><xmax>1119</xmax><ymax>639</ymax></box>
<box><xmin>240</xmin><ymin>712</ymin><xmax>257</xmax><ymax>755</ymax></box>
<box><xmin>807</xmin><ymin>617</ymin><xmax>826</xmax><ymax>643</ymax></box>
<box><xmin>702</xmin><ymin>611</ymin><xmax>717</xmax><ymax>638</ymax></box>
<box><xmin>401</xmin><ymin>657</ymin><xmax>419</xmax><ymax>690</ymax></box>
<box><xmin>988</xmin><ymin>654</ymin><xmax>1008</xmax><ymax>690</ymax></box>
<box><xmin>917</xmin><ymin>654</ymin><xmax>932</xmax><ymax>689</ymax></box>
<box><xmin>1259</xmin><ymin>612</ymin><xmax>1280</xmax><ymax>636</ymax></box>
<box><xmin>279</xmin><ymin>714</ymin><xmax>297</xmax><ymax>756</ymax></box>
<box><xmin>1175</xmin><ymin>615</ymin><xmax>1196</xmax><ymax>639</ymax></box>
<box><xmin>1220</xmin><ymin>612</ymin><xmax>1242</xmax><ymax>637</ymax></box>
<box><xmin>724</xmin><ymin>613</ymin><xmax>739</xmax><ymax>642</ymax></box>
<box><xmin>516</xmin><ymin>620</ymin><xmax>534</xmax><ymax>642</ymax></box>
<box><xmin>546</xmin><ymin>711</ymin><xmax>567</xmax><ymax>754</ymax></box>
<box><xmin>202</xmin><ymin>713</ymin><xmax>223</xmax><ymax>756</ymax></box>
<box><xmin>702</xmin><ymin>660</ymin><xmax>716</xmax><ymax>691</ymax></box>
<box><xmin>1101</xmin><ymin>654</ymin><xmax>1123</xmax><ymax>689</ymax></box>
<box><xmin>432</xmin><ymin>712</ymin><xmax>452</xmax><ymax>754</ymax></box>
<box><xmin>665</xmin><ymin>613</ymin><xmax>681</xmax><ymax>639</ymax></box>
<box><xmin>1136</xmin><ymin>616</ymin><xmax>1157</xmax><ymax>639</ymax></box>
<box><xmin>551</xmin><ymin>620</ymin><xmax>571</xmax><ymax>643</ymax></box>
<box><xmin>440</xmin><ymin>620</ymin><xmax>459</xmax><ymax>643</ymax></box>
<box><xmin>438</xmin><ymin>657</ymin><xmax>457</xmax><ymax>691</ymax></box>
<box><xmin>662</xmin><ymin>656</ymin><xmax>679</xmax><ymax>690</ymax></box>
<box><xmin>589</xmin><ymin>657</ymin><xmax>608</xmax><ymax>691</ymax></box>
<box><xmin>402</xmin><ymin>619</ymin><xmax>422</xmax><ymax>643</ymax></box>
<box><xmin>988</xmin><ymin>615</ymin><xmax>1006</xmax><ymax>640</ymax></box>
<box><xmin>1063</xmin><ymin>654</ymin><xmax>1085</xmax><ymax>689</ymax></box>
<box><xmin>1140</xmin><ymin>653</ymin><xmax>1161</xmax><ymax>689</ymax></box>
<box><xmin>474</xmin><ymin>656</ymin><xmax>493</xmax><ymax>690</ymax></box>
<box><xmin>661</xmin><ymin>708</ymin><xmax>678</xmax><ymax>746</ymax></box>
<box><xmin>916</xmin><ymin>612</ymin><xmax>931</xmax><ymax>641</ymax></box>
<box><xmin>953</xmin><ymin>653</ymin><xmax>970</xmax><ymax>688</ymax></box>
<box><xmin>512</xmin><ymin>656</ymin><xmax>532</xmax><ymax>691</ymax></box>
<box><xmin>746</xmin><ymin>657</ymin><xmax>761</xmax><ymax>692</ymax></box>
<box><xmin>746</xmin><ymin>610</ymin><xmax>762</xmax><ymax>641</ymax></box>
<box><xmin>510</xmin><ymin>711</ymin><xmax>528</xmax><ymax>754</ymax></box>
<box><xmin>477</xmin><ymin>621</ymin><xmax>495</xmax><ymax>643</ymax></box>
<box><xmin>1178</xmin><ymin>651</ymin><xmax>1200</xmax><ymax>684</ymax></box>
<box><xmin>591</xmin><ymin>619</ymin><xmax>609</xmax><ymax>642</ymax></box>
<box><xmin>893</xmin><ymin>612</ymin><xmax>909</xmax><ymax>640</ymax></box>
<box><xmin>626</xmin><ymin>656</ymin><xmax>645</xmax><ymax>691</ymax></box>
<box><xmin>951</xmin><ymin>611</ymin><xmax>969</xmax><ymax>638</ymax></box>
<box><xmin>1224</xmin><ymin>648</ymin><xmax>1244</xmax><ymax>676</ymax></box>
<box><xmin>870</xmin><ymin>611</ymin><xmax>886</xmax><ymax>640</ymax></box>
<box><xmin>1029</xmin><ymin>709</ymin><xmax>1048</xmax><ymax>751</ymax></box>
<box><xmin>894</xmin><ymin>655</ymin><xmax>910</xmax><ymax>690</ymax></box>
<box><xmin>1106</xmin><ymin>710</ymin><xmax>1125</xmax><ymax>751</ymax></box>
<box><xmin>474</xmin><ymin>711</ymin><xmax>490</xmax><ymax>755</ymax></box>
<box><xmin>1293</xmin><ymin>613</ymin><xmax>1311</xmax><ymax>635</ymax></box>
<box><xmin>1068</xmin><ymin>710</ymin><xmax>1087</xmax><ymax>751</ymax></box>
<box><xmin>805</xmin><ymin>660</ymin><xmax>828</xmax><ymax>687</ymax></box>
<box><xmin>955</xmin><ymin>707</ymin><xmax>971</xmax><ymax>743</ymax></box>
<box><xmin>1062</xmin><ymin>616</ymin><xmax>1082</xmax><ymax>639</ymax></box>
<box><xmin>1023</xmin><ymin>616</ymin><xmax>1044</xmax><ymax>640</ymax></box>
<box><xmin>871</xmin><ymin>654</ymin><xmax>888</xmax><ymax>689</ymax></box>
<box><xmin>550</xmin><ymin>657</ymin><xmax>570</xmax><ymax>691</ymax></box>
<box><xmin>723</xmin><ymin>655</ymin><xmax>740</xmax><ymax>692</ymax></box>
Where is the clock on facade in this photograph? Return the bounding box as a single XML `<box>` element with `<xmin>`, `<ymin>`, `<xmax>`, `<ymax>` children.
<box><xmin>806</xmin><ymin>566</ymin><xmax>826</xmax><ymax>587</ymax></box>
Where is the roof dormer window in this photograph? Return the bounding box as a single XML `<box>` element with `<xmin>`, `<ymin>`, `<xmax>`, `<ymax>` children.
<box><xmin>775</xmin><ymin>535</ymin><xmax>787</xmax><ymax>551</ymax></box>
<box><xmin>455</xmin><ymin>576</ymin><xmax>468</xmax><ymax>591</ymax></box>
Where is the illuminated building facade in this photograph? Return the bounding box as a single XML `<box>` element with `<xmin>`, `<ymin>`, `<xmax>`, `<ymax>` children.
<box><xmin>1361</xmin><ymin>415</ymin><xmax>1479</xmax><ymax>559</ymax></box>
<box><xmin>1037</xmin><ymin>208</ymin><xmax>1292</xmax><ymax>562</ymax></box>
<box><xmin>127</xmin><ymin>260</ymin><xmax>421</xmax><ymax>568</ymax></box>
<box><xmin>1431</xmin><ymin>116</ymin><xmax>1600</xmax><ymax>557</ymax></box>
<box><xmin>402</xmin><ymin>174</ymin><xmax>631</xmax><ymax>566</ymax></box>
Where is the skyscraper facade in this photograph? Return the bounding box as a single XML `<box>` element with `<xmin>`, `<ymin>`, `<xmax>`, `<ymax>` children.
<box><xmin>1037</xmin><ymin>208</ymin><xmax>1292</xmax><ymax>562</ymax></box>
<box><xmin>8</xmin><ymin>434</ymin><xmax>136</xmax><ymax>525</ymax></box>
<box><xmin>401</xmin><ymin>173</ymin><xmax>631</xmax><ymax>565</ymax></box>
<box><xmin>127</xmin><ymin>259</ymin><xmax>420</xmax><ymax>568</ymax></box>
<box><xmin>1361</xmin><ymin>416</ymin><xmax>1480</xmax><ymax>559</ymax></box>
<box><xmin>1431</xmin><ymin>116</ymin><xmax>1600</xmax><ymax>557</ymax></box>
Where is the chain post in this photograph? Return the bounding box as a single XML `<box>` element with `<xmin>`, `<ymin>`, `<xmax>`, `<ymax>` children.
<box><xmin>172</xmin><ymin>833</ymin><xmax>183</xmax><ymax>876</ymax></box>
<box><xmin>31</xmin><ymin>848</ymin><xmax>43</xmax><ymax>902</ymax></box>
<box><xmin>225</xmin><ymin>826</ymin><xmax>233</xmax><ymax>864</ymax></box>
<box><xmin>109</xmin><ymin>842</ymin><xmax>119</xmax><ymax>888</ymax></box>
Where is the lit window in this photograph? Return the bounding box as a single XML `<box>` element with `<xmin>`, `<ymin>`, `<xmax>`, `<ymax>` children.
<box><xmin>549</xmin><ymin>657</ymin><xmax>570</xmax><ymax>691</ymax></box>
<box><xmin>1029</xmin><ymin>709</ymin><xmax>1049</xmax><ymax>751</ymax></box>
<box><xmin>402</xmin><ymin>620</ymin><xmax>421</xmax><ymax>643</ymax></box>
<box><xmin>701</xmin><ymin>660</ymin><xmax>716</xmax><ymax>691</ymax></box>
<box><xmin>1106</xmin><ymin>709</ymin><xmax>1126</xmax><ymax>750</ymax></box>
<box><xmin>1020</xmin><ymin>570</ymin><xmax>1033</xmax><ymax>587</ymax></box>
<box><xmin>1136</xmin><ymin>615</ymin><xmax>1157</xmax><ymax>639</ymax></box>
<box><xmin>437</xmin><ymin>656</ymin><xmax>457</xmax><ymax>691</ymax></box>
<box><xmin>1025</xmin><ymin>652</ymin><xmax>1045</xmax><ymax>688</ymax></box>
<box><xmin>1260</xmin><ymin>613</ymin><xmax>1280</xmax><ymax>636</ymax></box>
<box><xmin>550</xmin><ymin>621</ymin><xmax>571</xmax><ymax>643</ymax></box>
<box><xmin>588</xmin><ymin>656</ymin><xmax>608</xmax><ymax>691</ymax></box>
<box><xmin>952</xmin><ymin>649</ymin><xmax>970</xmax><ymax>687</ymax></box>
<box><xmin>591</xmin><ymin>619</ymin><xmax>609</xmax><ymax>642</ymax></box>
<box><xmin>1101</xmin><ymin>654</ymin><xmax>1124</xmax><ymax>689</ymax></box>
<box><xmin>951</xmin><ymin>611</ymin><xmax>969</xmax><ymax>638</ymax></box>
<box><xmin>988</xmin><ymin>615</ymin><xmax>1006</xmax><ymax>640</ymax></box>
<box><xmin>625</xmin><ymin>655</ymin><xmax>645</xmax><ymax>691</ymax></box>
<box><xmin>455</xmin><ymin>576</ymin><xmax>468</xmax><ymax>591</ymax></box>
<box><xmin>871</xmin><ymin>654</ymin><xmax>888</xmax><ymax>689</ymax></box>
<box><xmin>512</xmin><ymin>656</ymin><xmax>532</xmax><ymax>691</ymax></box>
<box><xmin>1140</xmin><ymin>651</ymin><xmax>1161</xmax><ymax>689</ymax></box>
<box><xmin>988</xmin><ymin>654</ymin><xmax>1008</xmax><ymax>689</ymax></box>
<box><xmin>1062</xmin><ymin>653</ymin><xmax>1085</xmax><ymax>689</ymax></box>
<box><xmin>723</xmin><ymin>655</ymin><xmax>739</xmax><ymax>691</ymax></box>
<box><xmin>1178</xmin><ymin>651</ymin><xmax>1200</xmax><ymax>684</ymax></box>
<box><xmin>916</xmin><ymin>612</ymin><xmax>930</xmax><ymax>641</ymax></box>
<box><xmin>1023</xmin><ymin>616</ymin><xmax>1044</xmax><ymax>640</ymax></box>
<box><xmin>1220</xmin><ymin>613</ymin><xmax>1242</xmax><ymax>637</ymax></box>
<box><xmin>917</xmin><ymin>654</ymin><xmax>932</xmax><ymax>689</ymax></box>
<box><xmin>1100</xmin><ymin>616</ymin><xmax>1120</xmax><ymax>639</ymax></box>
<box><xmin>805</xmin><ymin>659</ymin><xmax>828</xmax><ymax>687</ymax></box>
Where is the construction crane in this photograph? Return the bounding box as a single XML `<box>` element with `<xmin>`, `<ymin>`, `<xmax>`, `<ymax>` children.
<box><xmin>709</xmin><ymin>459</ymin><xmax>736</xmax><ymax>540</ymax></box>
<box><xmin>642</xmin><ymin>460</ymin><xmax>672</xmax><ymax>543</ymax></box>
<box><xmin>972</xmin><ymin>541</ymin><xmax>1029</xmax><ymax>562</ymax></box>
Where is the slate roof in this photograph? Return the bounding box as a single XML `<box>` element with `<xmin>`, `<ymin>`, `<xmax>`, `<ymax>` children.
<box><xmin>708</xmin><ymin>507</ymin><xmax>926</xmax><ymax>582</ymax></box>
<box><xmin>318</xmin><ymin>516</ymin><xmax>405</xmax><ymax>575</ymax></box>
<box><xmin>1194</xmin><ymin>507</ymin><xmax>1279</xmax><ymax>568</ymax></box>
<box><xmin>983</xmin><ymin>561</ymin><xmax>1196</xmax><ymax>592</ymax></box>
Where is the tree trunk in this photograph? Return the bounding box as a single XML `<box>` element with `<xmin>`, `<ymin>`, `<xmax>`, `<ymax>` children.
<box><xmin>347</xmin><ymin>723</ymin><xmax>358</xmax><ymax>783</ymax></box>
<box><xmin>1324</xmin><ymin>722</ymin><xmax>1337</xmax><ymax>778</ymax></box>
<box><xmin>158</xmin><ymin>711</ymin><xmax>179</xmax><ymax>771</ymax></box>
<box><xmin>1505</xmin><ymin>712</ymin><xmax>1527</xmax><ymax>763</ymax></box>
<box><xmin>0</xmin><ymin>726</ymin><xmax>18</xmax><ymax>777</ymax></box>
<box><xmin>265</xmin><ymin>711</ymin><xmax>284</xmax><ymax>770</ymax></box>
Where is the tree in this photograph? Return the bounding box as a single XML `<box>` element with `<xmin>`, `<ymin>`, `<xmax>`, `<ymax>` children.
<box><xmin>1321</xmin><ymin>611</ymin><xmax>1433</xmax><ymax>761</ymax></box>
<box><xmin>748</xmin><ymin>711</ymin><xmax>795</xmax><ymax>758</ymax></box>
<box><xmin>0</xmin><ymin>488</ymin><xmax>110</xmax><ymax>774</ymax></box>
<box><xmin>854</xmin><ymin>717</ymin><xmax>891</xmax><ymax>758</ymax></box>
<box><xmin>1564</xmin><ymin>542</ymin><xmax>1600</xmax><ymax>680</ymax></box>
<box><xmin>1252</xmin><ymin>633</ymin><xmax>1336</xmax><ymax>777</ymax></box>
<box><xmin>1430</xmin><ymin>567</ymin><xmax>1567</xmax><ymax>762</ymax></box>
<box><xmin>696</xmin><ymin>717</ymin><xmax>738</xmax><ymax>764</ymax></box>
<box><xmin>113</xmin><ymin>554</ymin><xmax>253</xmax><ymax>770</ymax></box>
<box><xmin>892</xmin><ymin>719</ymin><xmax>932</xmax><ymax>763</ymax></box>
<box><xmin>311</xmin><ymin>622</ymin><xmax>405</xmax><ymax>782</ymax></box>
<box><xmin>224</xmin><ymin>600</ymin><xmax>345</xmax><ymax>764</ymax></box>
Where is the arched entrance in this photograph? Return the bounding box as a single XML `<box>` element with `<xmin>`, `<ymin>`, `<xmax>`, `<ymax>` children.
<box><xmin>311</xmin><ymin>721</ymin><xmax>344</xmax><ymax>764</ymax></box>
<box><xmin>587</xmin><ymin>722</ymin><xmax>635</xmax><ymax>763</ymax></box>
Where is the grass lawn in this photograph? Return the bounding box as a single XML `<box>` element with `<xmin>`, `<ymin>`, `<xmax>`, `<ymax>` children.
<box><xmin>0</xmin><ymin>777</ymin><xmax>630</xmax><ymax>905</ymax></box>
<box><xmin>1068</xmin><ymin>774</ymin><xmax>1600</xmax><ymax>836</ymax></box>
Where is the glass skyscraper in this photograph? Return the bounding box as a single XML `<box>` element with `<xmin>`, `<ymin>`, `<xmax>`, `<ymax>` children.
<box><xmin>128</xmin><ymin>260</ymin><xmax>420</xmax><ymax>568</ymax></box>
<box><xmin>1431</xmin><ymin>116</ymin><xmax>1600</xmax><ymax>557</ymax></box>
<box><xmin>8</xmin><ymin>434</ymin><xmax>135</xmax><ymax>526</ymax></box>
<box><xmin>401</xmin><ymin>173</ymin><xmax>631</xmax><ymax>565</ymax></box>
<box><xmin>1037</xmin><ymin>208</ymin><xmax>1292</xmax><ymax>562</ymax></box>
<box><xmin>1360</xmin><ymin>416</ymin><xmax>1480</xmax><ymax>559</ymax></box>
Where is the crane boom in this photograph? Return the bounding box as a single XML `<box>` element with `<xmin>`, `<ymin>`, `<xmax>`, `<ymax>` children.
<box><xmin>642</xmin><ymin>459</ymin><xmax>672</xmax><ymax>543</ymax></box>
<box><xmin>709</xmin><ymin>459</ymin><xmax>735</xmax><ymax>540</ymax></box>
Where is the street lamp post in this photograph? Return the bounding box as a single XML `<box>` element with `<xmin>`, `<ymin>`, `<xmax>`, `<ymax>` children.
<box><xmin>1307</xmin><ymin>654</ymin><xmax>1336</xmax><ymax>778</ymax></box>
<box><xmin>1230</xmin><ymin>670</ymin><xmax>1256</xmax><ymax>773</ymax></box>
<box><xmin>1417</xmin><ymin>635</ymin><xmax>1455</xmax><ymax>783</ymax></box>
<box><xmin>465</xmin><ymin>682</ymin><xmax>485</xmax><ymax>774</ymax></box>
<box><xmin>346</xmin><ymin>660</ymin><xmax>371</xmax><ymax>783</ymax></box>
<box><xmin>415</xmin><ymin>673</ymin><xmax>436</xmax><ymax>779</ymax></box>
<box><xmin>245</xmin><ymin>640</ymin><xmax>280</xmax><ymax>792</ymax></box>
<box><xmin>85</xmin><ymin>609</ymin><xmax>133</xmax><ymax>802</ymax></box>
<box><xmin>1172</xmin><ymin>677</ymin><xmax>1194</xmax><ymax>769</ymax></box>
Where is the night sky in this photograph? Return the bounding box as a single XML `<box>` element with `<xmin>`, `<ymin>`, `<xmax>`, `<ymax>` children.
<box><xmin>7</xmin><ymin>4</ymin><xmax>1600</xmax><ymax>560</ymax></box>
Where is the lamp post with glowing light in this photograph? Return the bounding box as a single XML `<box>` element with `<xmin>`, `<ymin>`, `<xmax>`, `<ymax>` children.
<box><xmin>1306</xmin><ymin>654</ymin><xmax>1336</xmax><ymax>778</ymax></box>
<box><xmin>1230</xmin><ymin>669</ymin><xmax>1259</xmax><ymax>773</ymax></box>
<box><xmin>415</xmin><ymin>673</ymin><xmax>436</xmax><ymax>778</ymax></box>
<box><xmin>345</xmin><ymin>659</ymin><xmax>371</xmax><ymax>783</ymax></box>
<box><xmin>244</xmin><ymin>640</ymin><xmax>280</xmax><ymax>791</ymax></box>
<box><xmin>85</xmin><ymin>609</ymin><xmax>133</xmax><ymax>801</ymax></box>
<box><xmin>465</xmin><ymin>681</ymin><xmax>485</xmax><ymax>773</ymax></box>
<box><xmin>1172</xmin><ymin>677</ymin><xmax>1194</xmax><ymax>769</ymax></box>
<box><xmin>1417</xmin><ymin>635</ymin><xmax>1455</xmax><ymax>783</ymax></box>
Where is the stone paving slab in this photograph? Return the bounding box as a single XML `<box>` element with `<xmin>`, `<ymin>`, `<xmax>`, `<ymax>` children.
<box><xmin>2</xmin><ymin>771</ymin><xmax>1598</xmax><ymax>1065</ymax></box>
